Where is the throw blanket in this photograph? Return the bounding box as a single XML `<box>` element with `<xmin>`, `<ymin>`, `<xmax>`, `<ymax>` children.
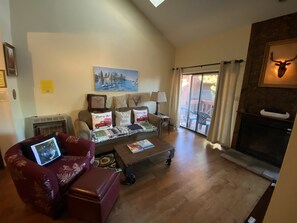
<box><xmin>92</xmin><ymin>123</ymin><xmax>157</xmax><ymax>143</ymax></box>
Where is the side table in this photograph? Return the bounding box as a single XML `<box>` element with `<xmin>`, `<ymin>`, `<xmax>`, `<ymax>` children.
<box><xmin>157</xmin><ymin>114</ymin><xmax>170</xmax><ymax>135</ymax></box>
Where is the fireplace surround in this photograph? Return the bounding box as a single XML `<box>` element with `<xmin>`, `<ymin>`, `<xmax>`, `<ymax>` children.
<box><xmin>236</xmin><ymin>112</ymin><xmax>292</xmax><ymax>167</ymax></box>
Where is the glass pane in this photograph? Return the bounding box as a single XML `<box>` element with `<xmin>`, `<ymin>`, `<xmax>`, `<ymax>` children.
<box><xmin>179</xmin><ymin>75</ymin><xmax>192</xmax><ymax>128</ymax></box>
<box><xmin>179</xmin><ymin>73</ymin><xmax>218</xmax><ymax>137</ymax></box>
<box><xmin>196</xmin><ymin>74</ymin><xmax>218</xmax><ymax>135</ymax></box>
<box><xmin>187</xmin><ymin>75</ymin><xmax>202</xmax><ymax>131</ymax></box>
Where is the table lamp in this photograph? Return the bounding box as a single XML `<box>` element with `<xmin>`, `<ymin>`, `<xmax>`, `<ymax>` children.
<box><xmin>150</xmin><ymin>91</ymin><xmax>167</xmax><ymax>115</ymax></box>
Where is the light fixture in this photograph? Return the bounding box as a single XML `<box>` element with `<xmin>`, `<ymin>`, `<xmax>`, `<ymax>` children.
<box><xmin>149</xmin><ymin>0</ymin><xmax>165</xmax><ymax>7</ymax></box>
<box><xmin>150</xmin><ymin>91</ymin><xmax>167</xmax><ymax>115</ymax></box>
<box><xmin>270</xmin><ymin>52</ymin><xmax>297</xmax><ymax>78</ymax></box>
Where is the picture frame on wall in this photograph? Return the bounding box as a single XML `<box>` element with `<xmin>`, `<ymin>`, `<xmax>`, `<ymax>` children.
<box><xmin>0</xmin><ymin>70</ymin><xmax>7</xmax><ymax>88</ymax></box>
<box><xmin>3</xmin><ymin>42</ymin><xmax>18</xmax><ymax>76</ymax></box>
<box><xmin>94</xmin><ymin>66</ymin><xmax>138</xmax><ymax>92</ymax></box>
<box><xmin>259</xmin><ymin>38</ymin><xmax>297</xmax><ymax>88</ymax></box>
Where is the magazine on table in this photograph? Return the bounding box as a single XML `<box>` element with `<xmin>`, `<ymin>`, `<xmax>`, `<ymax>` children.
<box><xmin>127</xmin><ymin>139</ymin><xmax>154</xmax><ymax>154</ymax></box>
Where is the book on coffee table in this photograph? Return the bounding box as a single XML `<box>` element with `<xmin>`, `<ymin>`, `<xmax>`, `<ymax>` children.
<box><xmin>127</xmin><ymin>139</ymin><xmax>154</xmax><ymax>154</ymax></box>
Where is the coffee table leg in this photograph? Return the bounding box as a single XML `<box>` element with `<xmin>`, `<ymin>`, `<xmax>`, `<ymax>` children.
<box><xmin>166</xmin><ymin>149</ymin><xmax>175</xmax><ymax>166</ymax></box>
<box><xmin>125</xmin><ymin>166</ymin><xmax>136</xmax><ymax>185</ymax></box>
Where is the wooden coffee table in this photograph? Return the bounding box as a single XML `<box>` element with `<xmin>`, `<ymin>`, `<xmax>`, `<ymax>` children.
<box><xmin>114</xmin><ymin>136</ymin><xmax>175</xmax><ymax>184</ymax></box>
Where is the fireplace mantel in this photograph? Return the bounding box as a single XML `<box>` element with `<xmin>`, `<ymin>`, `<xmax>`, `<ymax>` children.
<box><xmin>239</xmin><ymin>111</ymin><xmax>294</xmax><ymax>125</ymax></box>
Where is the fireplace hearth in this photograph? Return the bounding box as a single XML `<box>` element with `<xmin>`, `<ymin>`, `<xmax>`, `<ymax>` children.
<box><xmin>236</xmin><ymin>113</ymin><xmax>293</xmax><ymax>167</ymax></box>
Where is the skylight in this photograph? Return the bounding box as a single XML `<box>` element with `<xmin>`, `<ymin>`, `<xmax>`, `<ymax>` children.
<box><xmin>150</xmin><ymin>0</ymin><xmax>165</xmax><ymax>7</ymax></box>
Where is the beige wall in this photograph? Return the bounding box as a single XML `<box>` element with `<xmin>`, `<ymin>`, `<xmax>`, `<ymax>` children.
<box><xmin>175</xmin><ymin>25</ymin><xmax>251</xmax><ymax>140</ymax></box>
<box><xmin>175</xmin><ymin>25</ymin><xmax>251</xmax><ymax>94</ymax></box>
<box><xmin>10</xmin><ymin>0</ymin><xmax>175</xmax><ymax>127</ymax></box>
<box><xmin>175</xmin><ymin>25</ymin><xmax>251</xmax><ymax>100</ymax></box>
<box><xmin>263</xmin><ymin>116</ymin><xmax>297</xmax><ymax>223</ymax></box>
<box><xmin>175</xmin><ymin>25</ymin><xmax>251</xmax><ymax>67</ymax></box>
<box><xmin>0</xmin><ymin>0</ymin><xmax>24</xmax><ymax>164</ymax></box>
<box><xmin>0</xmin><ymin>33</ymin><xmax>16</xmax><ymax>163</ymax></box>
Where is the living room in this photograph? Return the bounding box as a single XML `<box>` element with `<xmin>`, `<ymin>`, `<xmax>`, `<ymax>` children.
<box><xmin>1</xmin><ymin>0</ymin><xmax>297</xmax><ymax>222</ymax></box>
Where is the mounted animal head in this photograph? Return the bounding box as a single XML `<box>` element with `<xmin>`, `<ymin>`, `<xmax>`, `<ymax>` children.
<box><xmin>270</xmin><ymin>52</ymin><xmax>297</xmax><ymax>78</ymax></box>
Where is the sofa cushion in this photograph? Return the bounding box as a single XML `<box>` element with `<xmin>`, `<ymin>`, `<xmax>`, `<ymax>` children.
<box><xmin>47</xmin><ymin>155</ymin><xmax>88</xmax><ymax>187</ymax></box>
<box><xmin>115</xmin><ymin>110</ymin><xmax>132</xmax><ymax>127</ymax></box>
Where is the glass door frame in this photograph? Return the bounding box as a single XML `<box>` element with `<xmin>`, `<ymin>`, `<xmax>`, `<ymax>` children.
<box><xmin>180</xmin><ymin>71</ymin><xmax>219</xmax><ymax>136</ymax></box>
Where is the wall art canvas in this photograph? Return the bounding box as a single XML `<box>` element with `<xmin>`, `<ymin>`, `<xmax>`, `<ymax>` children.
<box><xmin>94</xmin><ymin>66</ymin><xmax>138</xmax><ymax>92</ymax></box>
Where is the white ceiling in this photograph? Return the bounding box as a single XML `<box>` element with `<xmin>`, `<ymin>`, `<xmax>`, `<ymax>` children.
<box><xmin>131</xmin><ymin>0</ymin><xmax>297</xmax><ymax>47</ymax></box>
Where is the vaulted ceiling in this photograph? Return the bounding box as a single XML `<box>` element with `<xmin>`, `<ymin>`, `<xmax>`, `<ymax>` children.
<box><xmin>131</xmin><ymin>0</ymin><xmax>297</xmax><ymax>47</ymax></box>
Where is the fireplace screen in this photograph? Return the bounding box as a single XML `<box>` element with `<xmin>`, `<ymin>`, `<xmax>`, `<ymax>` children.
<box><xmin>33</xmin><ymin>120</ymin><xmax>67</xmax><ymax>136</ymax></box>
<box><xmin>236</xmin><ymin>114</ymin><xmax>292</xmax><ymax>167</ymax></box>
<box><xmin>27</xmin><ymin>114</ymin><xmax>70</xmax><ymax>137</ymax></box>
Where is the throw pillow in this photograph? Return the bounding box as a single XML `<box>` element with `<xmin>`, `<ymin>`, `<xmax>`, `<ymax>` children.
<box><xmin>91</xmin><ymin>111</ymin><xmax>113</xmax><ymax>130</ymax></box>
<box><xmin>115</xmin><ymin>110</ymin><xmax>132</xmax><ymax>126</ymax></box>
<box><xmin>21</xmin><ymin>135</ymin><xmax>62</xmax><ymax>166</ymax></box>
<box><xmin>113</xmin><ymin>95</ymin><xmax>128</xmax><ymax>108</ymax></box>
<box><xmin>133</xmin><ymin>109</ymin><xmax>148</xmax><ymax>123</ymax></box>
<box><xmin>87</xmin><ymin>94</ymin><xmax>107</xmax><ymax>112</ymax></box>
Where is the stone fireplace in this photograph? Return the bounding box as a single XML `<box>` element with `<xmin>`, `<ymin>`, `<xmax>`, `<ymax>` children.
<box><xmin>232</xmin><ymin>13</ymin><xmax>297</xmax><ymax>168</ymax></box>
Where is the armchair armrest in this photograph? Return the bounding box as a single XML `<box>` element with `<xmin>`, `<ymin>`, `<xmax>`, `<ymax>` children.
<box><xmin>5</xmin><ymin>149</ymin><xmax>60</xmax><ymax>211</ymax></box>
<box><xmin>74</xmin><ymin>119</ymin><xmax>92</xmax><ymax>140</ymax></box>
<box><xmin>57</xmin><ymin>132</ymin><xmax>95</xmax><ymax>165</ymax></box>
<box><xmin>148</xmin><ymin>113</ymin><xmax>163</xmax><ymax>136</ymax></box>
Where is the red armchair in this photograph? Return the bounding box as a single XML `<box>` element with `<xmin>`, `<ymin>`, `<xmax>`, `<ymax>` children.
<box><xmin>4</xmin><ymin>132</ymin><xmax>95</xmax><ymax>218</ymax></box>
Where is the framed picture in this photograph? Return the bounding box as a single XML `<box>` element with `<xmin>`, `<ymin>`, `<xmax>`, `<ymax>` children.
<box><xmin>0</xmin><ymin>70</ymin><xmax>7</xmax><ymax>88</ymax></box>
<box><xmin>259</xmin><ymin>38</ymin><xmax>297</xmax><ymax>88</ymax></box>
<box><xmin>3</xmin><ymin>42</ymin><xmax>18</xmax><ymax>76</ymax></box>
<box><xmin>94</xmin><ymin>66</ymin><xmax>138</xmax><ymax>92</ymax></box>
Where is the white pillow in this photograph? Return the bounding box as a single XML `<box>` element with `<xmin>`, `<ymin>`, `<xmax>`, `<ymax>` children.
<box><xmin>115</xmin><ymin>110</ymin><xmax>132</xmax><ymax>127</ymax></box>
<box><xmin>91</xmin><ymin>111</ymin><xmax>113</xmax><ymax>130</ymax></box>
<box><xmin>133</xmin><ymin>109</ymin><xmax>148</xmax><ymax>123</ymax></box>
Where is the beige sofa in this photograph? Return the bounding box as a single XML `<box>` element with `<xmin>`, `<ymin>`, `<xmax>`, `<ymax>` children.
<box><xmin>74</xmin><ymin>106</ymin><xmax>162</xmax><ymax>155</ymax></box>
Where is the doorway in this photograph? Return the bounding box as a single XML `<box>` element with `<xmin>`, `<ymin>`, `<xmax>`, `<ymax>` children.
<box><xmin>179</xmin><ymin>72</ymin><xmax>218</xmax><ymax>136</ymax></box>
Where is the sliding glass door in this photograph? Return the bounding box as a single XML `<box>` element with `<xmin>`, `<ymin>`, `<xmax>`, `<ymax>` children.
<box><xmin>179</xmin><ymin>72</ymin><xmax>218</xmax><ymax>136</ymax></box>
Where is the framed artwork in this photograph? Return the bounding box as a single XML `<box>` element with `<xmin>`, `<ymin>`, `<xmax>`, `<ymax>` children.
<box><xmin>3</xmin><ymin>42</ymin><xmax>18</xmax><ymax>76</ymax></box>
<box><xmin>94</xmin><ymin>66</ymin><xmax>138</xmax><ymax>92</ymax></box>
<box><xmin>0</xmin><ymin>70</ymin><xmax>7</xmax><ymax>88</ymax></box>
<box><xmin>259</xmin><ymin>38</ymin><xmax>297</xmax><ymax>88</ymax></box>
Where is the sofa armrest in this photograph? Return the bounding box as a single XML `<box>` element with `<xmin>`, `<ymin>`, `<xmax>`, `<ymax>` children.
<box><xmin>148</xmin><ymin>113</ymin><xmax>162</xmax><ymax>136</ymax></box>
<box><xmin>74</xmin><ymin>119</ymin><xmax>92</xmax><ymax>140</ymax></box>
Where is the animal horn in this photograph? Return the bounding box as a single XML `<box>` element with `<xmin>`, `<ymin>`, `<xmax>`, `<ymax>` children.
<box><xmin>270</xmin><ymin>52</ymin><xmax>282</xmax><ymax>63</ymax></box>
<box><xmin>285</xmin><ymin>54</ymin><xmax>297</xmax><ymax>63</ymax></box>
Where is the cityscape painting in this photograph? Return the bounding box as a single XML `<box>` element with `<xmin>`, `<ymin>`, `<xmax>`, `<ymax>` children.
<box><xmin>94</xmin><ymin>66</ymin><xmax>138</xmax><ymax>92</ymax></box>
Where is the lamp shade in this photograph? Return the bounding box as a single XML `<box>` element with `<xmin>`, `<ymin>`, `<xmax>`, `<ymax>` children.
<box><xmin>150</xmin><ymin>91</ymin><xmax>167</xmax><ymax>103</ymax></box>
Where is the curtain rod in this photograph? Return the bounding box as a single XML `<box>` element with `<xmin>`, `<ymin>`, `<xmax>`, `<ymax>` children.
<box><xmin>173</xmin><ymin>59</ymin><xmax>244</xmax><ymax>70</ymax></box>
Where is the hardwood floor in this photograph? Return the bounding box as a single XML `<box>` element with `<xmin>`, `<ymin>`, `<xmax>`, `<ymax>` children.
<box><xmin>0</xmin><ymin>128</ymin><xmax>270</xmax><ymax>223</ymax></box>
